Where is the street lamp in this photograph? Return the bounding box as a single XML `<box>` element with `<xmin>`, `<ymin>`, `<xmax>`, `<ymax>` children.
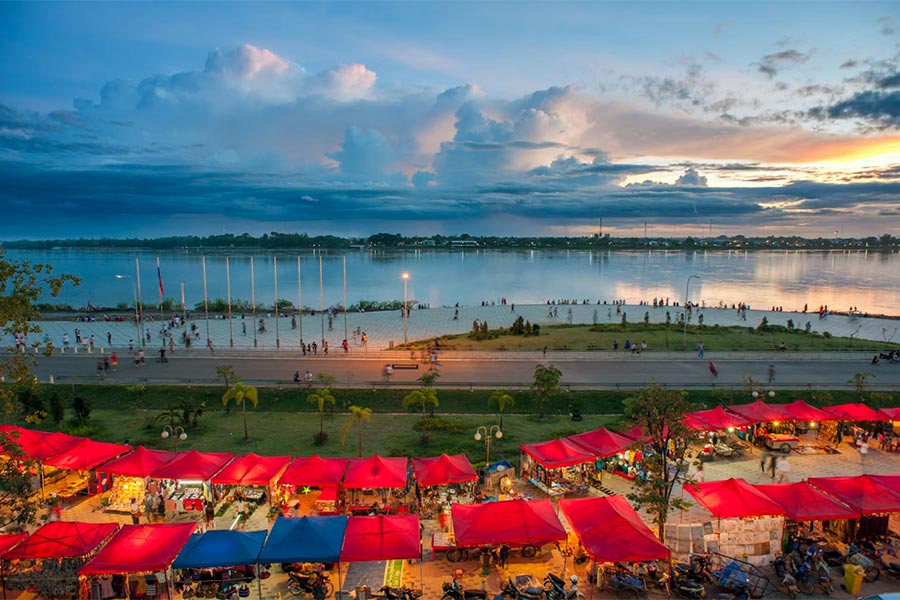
<box><xmin>752</xmin><ymin>390</ymin><xmax>777</xmax><ymax>399</ymax></box>
<box><xmin>474</xmin><ymin>425</ymin><xmax>503</xmax><ymax>467</ymax></box>
<box><xmin>401</xmin><ymin>272</ymin><xmax>410</xmax><ymax>344</ymax></box>
<box><xmin>116</xmin><ymin>274</ymin><xmax>141</xmax><ymax>347</ymax></box>
<box><xmin>683</xmin><ymin>275</ymin><xmax>701</xmax><ymax>350</ymax></box>
<box><xmin>161</xmin><ymin>425</ymin><xmax>187</xmax><ymax>451</ymax></box>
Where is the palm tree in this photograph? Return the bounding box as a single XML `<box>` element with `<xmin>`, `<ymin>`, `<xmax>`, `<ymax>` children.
<box><xmin>341</xmin><ymin>405</ymin><xmax>372</xmax><ymax>457</ymax></box>
<box><xmin>307</xmin><ymin>388</ymin><xmax>336</xmax><ymax>444</ymax></box>
<box><xmin>222</xmin><ymin>382</ymin><xmax>258</xmax><ymax>441</ymax></box>
<box><xmin>488</xmin><ymin>390</ymin><xmax>514</xmax><ymax>428</ymax></box>
<box><xmin>403</xmin><ymin>389</ymin><xmax>439</xmax><ymax>443</ymax></box>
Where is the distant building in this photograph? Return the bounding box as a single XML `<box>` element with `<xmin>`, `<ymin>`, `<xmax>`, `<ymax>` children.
<box><xmin>450</xmin><ymin>240</ymin><xmax>479</xmax><ymax>248</ymax></box>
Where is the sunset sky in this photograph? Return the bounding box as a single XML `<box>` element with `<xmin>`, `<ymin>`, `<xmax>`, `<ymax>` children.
<box><xmin>1</xmin><ymin>1</ymin><xmax>898</xmax><ymax>239</ymax></box>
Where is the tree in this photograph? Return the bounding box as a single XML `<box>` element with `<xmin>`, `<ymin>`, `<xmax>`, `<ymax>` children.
<box><xmin>0</xmin><ymin>431</ymin><xmax>39</xmax><ymax>531</ymax></box>
<box><xmin>222</xmin><ymin>382</ymin><xmax>258</xmax><ymax>441</ymax></box>
<box><xmin>307</xmin><ymin>388</ymin><xmax>336</xmax><ymax>444</ymax></box>
<box><xmin>488</xmin><ymin>390</ymin><xmax>515</xmax><ymax>429</ymax></box>
<box><xmin>623</xmin><ymin>385</ymin><xmax>695</xmax><ymax>541</ymax></box>
<box><xmin>340</xmin><ymin>405</ymin><xmax>372</xmax><ymax>457</ymax></box>
<box><xmin>531</xmin><ymin>363</ymin><xmax>562</xmax><ymax>418</ymax></box>
<box><xmin>403</xmin><ymin>389</ymin><xmax>439</xmax><ymax>443</ymax></box>
<box><xmin>849</xmin><ymin>372</ymin><xmax>873</xmax><ymax>401</ymax></box>
<box><xmin>215</xmin><ymin>365</ymin><xmax>240</xmax><ymax>413</ymax></box>
<box><xmin>0</xmin><ymin>250</ymin><xmax>80</xmax><ymax>414</ymax></box>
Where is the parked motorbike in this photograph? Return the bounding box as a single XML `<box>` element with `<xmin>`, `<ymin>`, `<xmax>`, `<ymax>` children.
<box><xmin>847</xmin><ymin>544</ymin><xmax>881</xmax><ymax>582</ymax></box>
<box><xmin>780</xmin><ymin>573</ymin><xmax>800</xmax><ymax>600</ymax></box>
<box><xmin>811</xmin><ymin>553</ymin><xmax>833</xmax><ymax>595</ymax></box>
<box><xmin>287</xmin><ymin>571</ymin><xmax>333</xmax><ymax>598</ymax></box>
<box><xmin>378</xmin><ymin>586</ymin><xmax>423</xmax><ymax>600</ymax></box>
<box><xmin>676</xmin><ymin>554</ymin><xmax>714</xmax><ymax>584</ymax></box>
<box><xmin>499</xmin><ymin>578</ymin><xmax>546</xmax><ymax>600</ymax></box>
<box><xmin>597</xmin><ymin>565</ymin><xmax>647</xmax><ymax>599</ymax></box>
<box><xmin>441</xmin><ymin>581</ymin><xmax>488</xmax><ymax>600</ymax></box>
<box><xmin>788</xmin><ymin>552</ymin><xmax>815</xmax><ymax>595</ymax></box>
<box><xmin>669</xmin><ymin>569</ymin><xmax>706</xmax><ymax>599</ymax></box>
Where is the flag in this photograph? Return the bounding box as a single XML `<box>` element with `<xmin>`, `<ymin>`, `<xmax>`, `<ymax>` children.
<box><xmin>156</xmin><ymin>257</ymin><xmax>165</xmax><ymax>297</ymax></box>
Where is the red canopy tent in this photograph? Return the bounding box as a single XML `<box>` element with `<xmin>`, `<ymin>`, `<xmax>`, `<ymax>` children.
<box><xmin>79</xmin><ymin>523</ymin><xmax>196</xmax><ymax>575</ymax></box>
<box><xmin>150</xmin><ymin>450</ymin><xmax>234</xmax><ymax>481</ymax></box>
<box><xmin>685</xmin><ymin>478</ymin><xmax>786</xmax><ymax>519</ymax></box>
<box><xmin>277</xmin><ymin>456</ymin><xmax>349</xmax><ymax>487</ymax></box>
<box><xmin>340</xmin><ymin>515</ymin><xmax>421</xmax><ymax>561</ymax></box>
<box><xmin>567</xmin><ymin>427</ymin><xmax>634</xmax><ymax>458</ymax></box>
<box><xmin>210</xmin><ymin>453</ymin><xmax>291</xmax><ymax>487</ymax></box>
<box><xmin>777</xmin><ymin>400</ymin><xmax>833</xmax><ymax>423</ymax></box>
<box><xmin>4</xmin><ymin>521</ymin><xmax>118</xmax><ymax>559</ymax></box>
<box><xmin>0</xmin><ymin>428</ymin><xmax>86</xmax><ymax>462</ymax></box>
<box><xmin>559</xmin><ymin>496</ymin><xmax>669</xmax><ymax>562</ymax></box>
<box><xmin>0</xmin><ymin>425</ymin><xmax>42</xmax><ymax>456</ymax></box>
<box><xmin>342</xmin><ymin>456</ymin><xmax>408</xmax><ymax>489</ymax></box>
<box><xmin>410</xmin><ymin>454</ymin><xmax>477</xmax><ymax>487</ymax></box>
<box><xmin>451</xmin><ymin>499</ymin><xmax>567</xmax><ymax>547</ymax></box>
<box><xmin>809</xmin><ymin>476</ymin><xmax>900</xmax><ymax>515</ymax></box>
<box><xmin>619</xmin><ymin>425</ymin><xmax>648</xmax><ymax>442</ymax></box>
<box><xmin>878</xmin><ymin>407</ymin><xmax>900</xmax><ymax>421</ymax></box>
<box><xmin>99</xmin><ymin>446</ymin><xmax>180</xmax><ymax>477</ymax></box>
<box><xmin>520</xmin><ymin>438</ymin><xmax>594</xmax><ymax>469</ymax></box>
<box><xmin>685</xmin><ymin>407</ymin><xmax>751</xmax><ymax>431</ymax></box>
<box><xmin>0</xmin><ymin>533</ymin><xmax>28</xmax><ymax>557</ymax></box>
<box><xmin>43</xmin><ymin>439</ymin><xmax>132</xmax><ymax>472</ymax></box>
<box><xmin>726</xmin><ymin>400</ymin><xmax>788</xmax><ymax>424</ymax></box>
<box><xmin>822</xmin><ymin>403</ymin><xmax>882</xmax><ymax>421</ymax></box>
<box><xmin>754</xmin><ymin>483</ymin><xmax>858</xmax><ymax>521</ymax></box>
<box><xmin>868</xmin><ymin>474</ymin><xmax>900</xmax><ymax>496</ymax></box>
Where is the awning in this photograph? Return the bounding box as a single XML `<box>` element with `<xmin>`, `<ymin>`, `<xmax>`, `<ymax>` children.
<box><xmin>411</xmin><ymin>454</ymin><xmax>477</xmax><ymax>487</ymax></box>
<box><xmin>809</xmin><ymin>476</ymin><xmax>900</xmax><ymax>515</ymax></box>
<box><xmin>685</xmin><ymin>478</ymin><xmax>786</xmax><ymax>519</ymax></box>
<box><xmin>0</xmin><ymin>428</ymin><xmax>87</xmax><ymax>462</ymax></box>
<box><xmin>211</xmin><ymin>453</ymin><xmax>291</xmax><ymax>487</ymax></box>
<box><xmin>172</xmin><ymin>530</ymin><xmax>267</xmax><ymax>569</ymax></box>
<box><xmin>342</xmin><ymin>456</ymin><xmax>408</xmax><ymax>489</ymax></box>
<box><xmin>685</xmin><ymin>407</ymin><xmax>751</xmax><ymax>431</ymax></box>
<box><xmin>80</xmin><ymin>523</ymin><xmax>197</xmax><ymax>575</ymax></box>
<box><xmin>726</xmin><ymin>400</ymin><xmax>788</xmax><ymax>424</ymax></box>
<box><xmin>754</xmin><ymin>482</ymin><xmax>858</xmax><ymax>521</ymax></box>
<box><xmin>823</xmin><ymin>403</ymin><xmax>882</xmax><ymax>421</ymax></box>
<box><xmin>567</xmin><ymin>427</ymin><xmax>634</xmax><ymax>458</ymax></box>
<box><xmin>878</xmin><ymin>407</ymin><xmax>900</xmax><ymax>421</ymax></box>
<box><xmin>258</xmin><ymin>516</ymin><xmax>347</xmax><ymax>563</ymax></box>
<box><xmin>520</xmin><ymin>438</ymin><xmax>594</xmax><ymax>469</ymax></box>
<box><xmin>559</xmin><ymin>496</ymin><xmax>669</xmax><ymax>563</ymax></box>
<box><xmin>99</xmin><ymin>446</ymin><xmax>180</xmax><ymax>477</ymax></box>
<box><xmin>341</xmin><ymin>515</ymin><xmax>421</xmax><ymax>562</ymax></box>
<box><xmin>777</xmin><ymin>400</ymin><xmax>833</xmax><ymax>423</ymax></box>
<box><xmin>277</xmin><ymin>456</ymin><xmax>350</xmax><ymax>487</ymax></box>
<box><xmin>868</xmin><ymin>474</ymin><xmax>900</xmax><ymax>496</ymax></box>
<box><xmin>4</xmin><ymin>521</ymin><xmax>118</xmax><ymax>559</ymax></box>
<box><xmin>0</xmin><ymin>533</ymin><xmax>28</xmax><ymax>557</ymax></box>
<box><xmin>451</xmin><ymin>499</ymin><xmax>567</xmax><ymax>547</ymax></box>
<box><xmin>150</xmin><ymin>450</ymin><xmax>234</xmax><ymax>481</ymax></box>
<box><xmin>43</xmin><ymin>439</ymin><xmax>132</xmax><ymax>472</ymax></box>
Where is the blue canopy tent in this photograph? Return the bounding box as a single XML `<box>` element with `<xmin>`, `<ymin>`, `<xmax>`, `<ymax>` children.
<box><xmin>172</xmin><ymin>530</ymin><xmax>267</xmax><ymax>569</ymax></box>
<box><xmin>258</xmin><ymin>516</ymin><xmax>347</xmax><ymax>563</ymax></box>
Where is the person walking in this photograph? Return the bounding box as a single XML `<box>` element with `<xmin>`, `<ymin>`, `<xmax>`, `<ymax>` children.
<box><xmin>129</xmin><ymin>498</ymin><xmax>141</xmax><ymax>525</ymax></box>
<box><xmin>860</xmin><ymin>438</ymin><xmax>869</xmax><ymax>463</ymax></box>
<box><xmin>760</xmin><ymin>450</ymin><xmax>769</xmax><ymax>473</ymax></box>
<box><xmin>776</xmin><ymin>454</ymin><xmax>791</xmax><ymax>483</ymax></box>
<box><xmin>767</xmin><ymin>364</ymin><xmax>776</xmax><ymax>384</ymax></box>
<box><xmin>697</xmin><ymin>341</ymin><xmax>705</xmax><ymax>358</ymax></box>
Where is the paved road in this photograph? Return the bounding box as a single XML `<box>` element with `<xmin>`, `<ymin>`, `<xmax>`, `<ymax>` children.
<box><xmin>26</xmin><ymin>351</ymin><xmax>900</xmax><ymax>389</ymax></box>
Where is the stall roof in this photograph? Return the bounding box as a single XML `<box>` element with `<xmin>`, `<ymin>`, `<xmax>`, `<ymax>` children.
<box><xmin>685</xmin><ymin>407</ymin><xmax>751</xmax><ymax>431</ymax></box>
<box><xmin>0</xmin><ymin>428</ymin><xmax>87</xmax><ymax>462</ymax></box>
<box><xmin>619</xmin><ymin>425</ymin><xmax>648</xmax><ymax>442</ymax></box>
<box><xmin>43</xmin><ymin>439</ymin><xmax>132</xmax><ymax>472</ymax></box>
<box><xmin>777</xmin><ymin>400</ymin><xmax>833</xmax><ymax>423</ymax></box>
<box><xmin>172</xmin><ymin>530</ymin><xmax>267</xmax><ymax>569</ymax></box>
<box><xmin>878</xmin><ymin>407</ymin><xmax>900</xmax><ymax>421</ymax></box>
<box><xmin>451</xmin><ymin>499</ymin><xmax>567</xmax><ymax>547</ymax></box>
<box><xmin>411</xmin><ymin>454</ymin><xmax>477</xmax><ymax>487</ymax></box>
<box><xmin>0</xmin><ymin>533</ymin><xmax>28</xmax><ymax>557</ymax></box>
<box><xmin>822</xmin><ymin>403</ymin><xmax>882</xmax><ymax>421</ymax></box>
<box><xmin>80</xmin><ymin>523</ymin><xmax>197</xmax><ymax>575</ymax></box>
<box><xmin>4</xmin><ymin>521</ymin><xmax>118</xmax><ymax>560</ymax></box>
<box><xmin>150</xmin><ymin>450</ymin><xmax>234</xmax><ymax>481</ymax></box>
<box><xmin>559</xmin><ymin>496</ymin><xmax>669</xmax><ymax>563</ymax></box>
<box><xmin>520</xmin><ymin>438</ymin><xmax>594</xmax><ymax>469</ymax></box>
<box><xmin>868</xmin><ymin>474</ymin><xmax>900</xmax><ymax>496</ymax></box>
<box><xmin>809</xmin><ymin>476</ymin><xmax>900</xmax><ymax>515</ymax></box>
<box><xmin>277</xmin><ymin>455</ymin><xmax>350</xmax><ymax>487</ymax></box>
<box><xmin>99</xmin><ymin>446</ymin><xmax>180</xmax><ymax>477</ymax></box>
<box><xmin>258</xmin><ymin>516</ymin><xmax>347</xmax><ymax>563</ymax></box>
<box><xmin>341</xmin><ymin>515</ymin><xmax>421</xmax><ymax>562</ymax></box>
<box><xmin>343</xmin><ymin>455</ymin><xmax>408</xmax><ymax>489</ymax></box>
<box><xmin>567</xmin><ymin>427</ymin><xmax>634</xmax><ymax>458</ymax></box>
<box><xmin>754</xmin><ymin>482</ymin><xmax>858</xmax><ymax>521</ymax></box>
<box><xmin>211</xmin><ymin>453</ymin><xmax>291</xmax><ymax>487</ymax></box>
<box><xmin>726</xmin><ymin>400</ymin><xmax>788</xmax><ymax>424</ymax></box>
<box><xmin>685</xmin><ymin>478</ymin><xmax>786</xmax><ymax>519</ymax></box>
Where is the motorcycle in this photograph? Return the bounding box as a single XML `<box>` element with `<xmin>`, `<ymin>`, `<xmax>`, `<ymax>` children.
<box><xmin>847</xmin><ymin>544</ymin><xmax>881</xmax><ymax>582</ymax></box>
<box><xmin>788</xmin><ymin>553</ymin><xmax>815</xmax><ymax>595</ymax></box>
<box><xmin>677</xmin><ymin>554</ymin><xmax>714</xmax><ymax>584</ymax></box>
<box><xmin>287</xmin><ymin>571</ymin><xmax>333</xmax><ymax>598</ymax></box>
<box><xmin>780</xmin><ymin>573</ymin><xmax>800</xmax><ymax>600</ymax></box>
<box><xmin>669</xmin><ymin>569</ymin><xmax>706</xmax><ymax>599</ymax></box>
<box><xmin>379</xmin><ymin>586</ymin><xmax>422</xmax><ymax>600</ymax></box>
<box><xmin>499</xmin><ymin>577</ymin><xmax>546</xmax><ymax>600</ymax></box>
<box><xmin>812</xmin><ymin>553</ymin><xmax>833</xmax><ymax>595</ymax></box>
<box><xmin>441</xmin><ymin>581</ymin><xmax>488</xmax><ymax>600</ymax></box>
<box><xmin>597</xmin><ymin>565</ymin><xmax>647</xmax><ymax>599</ymax></box>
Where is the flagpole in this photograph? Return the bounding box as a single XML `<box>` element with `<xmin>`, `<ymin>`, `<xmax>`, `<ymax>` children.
<box><xmin>319</xmin><ymin>255</ymin><xmax>325</xmax><ymax>347</ymax></box>
<box><xmin>181</xmin><ymin>283</ymin><xmax>186</xmax><ymax>341</ymax></box>
<box><xmin>202</xmin><ymin>256</ymin><xmax>210</xmax><ymax>346</ymax></box>
<box><xmin>251</xmin><ymin>256</ymin><xmax>258</xmax><ymax>348</ymax></box>
<box><xmin>343</xmin><ymin>255</ymin><xmax>348</xmax><ymax>346</ymax></box>
<box><xmin>297</xmin><ymin>256</ymin><xmax>303</xmax><ymax>345</ymax></box>
<box><xmin>135</xmin><ymin>258</ymin><xmax>145</xmax><ymax>347</ymax></box>
<box><xmin>156</xmin><ymin>256</ymin><xmax>164</xmax><ymax>346</ymax></box>
<box><xmin>274</xmin><ymin>255</ymin><xmax>280</xmax><ymax>349</ymax></box>
<box><xmin>226</xmin><ymin>256</ymin><xmax>234</xmax><ymax>348</ymax></box>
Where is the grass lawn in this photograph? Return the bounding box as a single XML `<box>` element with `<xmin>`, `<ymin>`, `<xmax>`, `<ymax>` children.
<box><xmin>416</xmin><ymin>322</ymin><xmax>896</xmax><ymax>352</ymax></box>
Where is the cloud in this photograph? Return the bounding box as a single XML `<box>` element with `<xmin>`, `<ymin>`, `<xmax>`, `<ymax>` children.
<box><xmin>878</xmin><ymin>16</ymin><xmax>896</xmax><ymax>36</ymax></box>
<box><xmin>675</xmin><ymin>168</ymin><xmax>708</xmax><ymax>186</ymax></box>
<box><xmin>809</xmin><ymin>90</ymin><xmax>900</xmax><ymax>129</ymax></box>
<box><xmin>755</xmin><ymin>49</ymin><xmax>814</xmax><ymax>79</ymax></box>
<box><xmin>308</xmin><ymin>64</ymin><xmax>377</xmax><ymax>101</ymax></box>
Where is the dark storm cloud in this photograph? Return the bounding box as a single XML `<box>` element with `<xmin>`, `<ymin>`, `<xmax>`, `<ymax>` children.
<box><xmin>808</xmin><ymin>90</ymin><xmax>900</xmax><ymax>128</ymax></box>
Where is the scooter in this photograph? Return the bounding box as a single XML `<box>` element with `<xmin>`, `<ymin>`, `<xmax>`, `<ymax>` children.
<box><xmin>499</xmin><ymin>578</ymin><xmax>546</xmax><ymax>600</ymax></box>
<box><xmin>598</xmin><ymin>565</ymin><xmax>647</xmax><ymax>598</ymax></box>
<box><xmin>441</xmin><ymin>581</ymin><xmax>488</xmax><ymax>600</ymax></box>
<box><xmin>812</xmin><ymin>553</ymin><xmax>833</xmax><ymax>595</ymax></box>
<box><xmin>378</xmin><ymin>586</ymin><xmax>423</xmax><ymax>600</ymax></box>
<box><xmin>780</xmin><ymin>573</ymin><xmax>800</xmax><ymax>600</ymax></box>
<box><xmin>669</xmin><ymin>569</ymin><xmax>706</xmax><ymax>599</ymax></box>
<box><xmin>788</xmin><ymin>553</ymin><xmax>815</xmax><ymax>595</ymax></box>
<box><xmin>847</xmin><ymin>544</ymin><xmax>881</xmax><ymax>582</ymax></box>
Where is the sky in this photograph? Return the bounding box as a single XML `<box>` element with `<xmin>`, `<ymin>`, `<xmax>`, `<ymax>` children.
<box><xmin>1</xmin><ymin>1</ymin><xmax>899</xmax><ymax>240</ymax></box>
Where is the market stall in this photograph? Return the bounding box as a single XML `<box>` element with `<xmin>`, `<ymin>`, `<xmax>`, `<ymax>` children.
<box><xmin>754</xmin><ymin>482</ymin><xmax>858</xmax><ymax>522</ymax></box>
<box><xmin>449</xmin><ymin>499</ymin><xmax>566</xmax><ymax>560</ymax></box>
<box><xmin>79</xmin><ymin>523</ymin><xmax>197</xmax><ymax>600</ymax></box>
<box><xmin>410</xmin><ymin>454</ymin><xmax>477</xmax><ymax>516</ymax></box>
<box><xmin>172</xmin><ymin>529</ymin><xmax>267</xmax><ymax>598</ymax></box>
<box><xmin>98</xmin><ymin>447</ymin><xmax>180</xmax><ymax>514</ymax></box>
<box><xmin>42</xmin><ymin>439</ymin><xmax>132</xmax><ymax>504</ymax></box>
<box><xmin>210</xmin><ymin>453</ymin><xmax>290</xmax><ymax>523</ymax></box>
<box><xmin>341</xmin><ymin>514</ymin><xmax>421</xmax><ymax>562</ymax></box>
<box><xmin>520</xmin><ymin>438</ymin><xmax>594</xmax><ymax>495</ymax></box>
<box><xmin>342</xmin><ymin>456</ymin><xmax>409</xmax><ymax>514</ymax></box>
<box><xmin>259</xmin><ymin>516</ymin><xmax>347</xmax><ymax>563</ymax></box>
<box><xmin>0</xmin><ymin>532</ymin><xmax>27</xmax><ymax>599</ymax></box>
<box><xmin>567</xmin><ymin>427</ymin><xmax>636</xmax><ymax>488</ymax></box>
<box><xmin>684</xmin><ymin>407</ymin><xmax>751</xmax><ymax>460</ymax></box>
<box><xmin>3</xmin><ymin>521</ymin><xmax>118</xmax><ymax>598</ymax></box>
<box><xmin>150</xmin><ymin>450</ymin><xmax>234</xmax><ymax>514</ymax></box>
<box><xmin>808</xmin><ymin>475</ymin><xmax>900</xmax><ymax>540</ymax></box>
<box><xmin>0</xmin><ymin>428</ymin><xmax>89</xmax><ymax>497</ymax></box>
<box><xmin>276</xmin><ymin>456</ymin><xmax>350</xmax><ymax>517</ymax></box>
<box><xmin>559</xmin><ymin>495</ymin><xmax>669</xmax><ymax>562</ymax></box>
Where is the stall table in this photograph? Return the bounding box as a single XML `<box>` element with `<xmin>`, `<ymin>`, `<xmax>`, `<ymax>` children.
<box><xmin>431</xmin><ymin>532</ymin><xmax>456</xmax><ymax>558</ymax></box>
<box><xmin>766</xmin><ymin>434</ymin><xmax>799</xmax><ymax>453</ymax></box>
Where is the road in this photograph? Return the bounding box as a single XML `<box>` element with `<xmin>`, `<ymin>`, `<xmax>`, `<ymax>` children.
<box><xmin>24</xmin><ymin>351</ymin><xmax>900</xmax><ymax>390</ymax></box>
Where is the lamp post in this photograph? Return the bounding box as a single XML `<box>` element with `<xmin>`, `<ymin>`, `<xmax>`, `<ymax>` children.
<box><xmin>402</xmin><ymin>272</ymin><xmax>410</xmax><ymax>344</ymax></box>
<box><xmin>474</xmin><ymin>425</ymin><xmax>503</xmax><ymax>467</ymax></box>
<box><xmin>160</xmin><ymin>425</ymin><xmax>187</xmax><ymax>451</ymax></box>
<box><xmin>116</xmin><ymin>274</ymin><xmax>141</xmax><ymax>347</ymax></box>
<box><xmin>683</xmin><ymin>275</ymin><xmax>701</xmax><ymax>350</ymax></box>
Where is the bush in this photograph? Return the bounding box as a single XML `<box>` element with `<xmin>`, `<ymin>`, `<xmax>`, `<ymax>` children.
<box><xmin>423</xmin><ymin>417</ymin><xmax>465</xmax><ymax>433</ymax></box>
<box><xmin>72</xmin><ymin>395</ymin><xmax>92</xmax><ymax>424</ymax></box>
<box><xmin>48</xmin><ymin>391</ymin><xmax>65</xmax><ymax>424</ymax></box>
